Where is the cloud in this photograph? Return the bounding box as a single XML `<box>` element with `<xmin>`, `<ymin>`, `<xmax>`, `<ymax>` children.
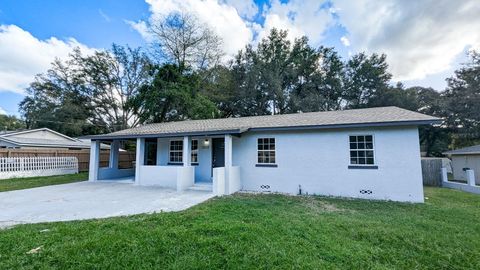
<box><xmin>132</xmin><ymin>0</ymin><xmax>254</xmax><ymax>56</ymax></box>
<box><xmin>0</xmin><ymin>25</ymin><xmax>95</xmax><ymax>94</ymax></box>
<box><xmin>222</xmin><ymin>0</ymin><xmax>258</xmax><ymax>19</ymax></box>
<box><xmin>257</xmin><ymin>0</ymin><xmax>333</xmax><ymax>44</ymax></box>
<box><xmin>0</xmin><ymin>106</ymin><xmax>6</xmax><ymax>115</ymax></box>
<box><xmin>332</xmin><ymin>0</ymin><xmax>480</xmax><ymax>81</ymax></box>
<box><xmin>98</xmin><ymin>9</ymin><xmax>111</xmax><ymax>22</ymax></box>
<box><xmin>340</xmin><ymin>36</ymin><xmax>350</xmax><ymax>47</ymax></box>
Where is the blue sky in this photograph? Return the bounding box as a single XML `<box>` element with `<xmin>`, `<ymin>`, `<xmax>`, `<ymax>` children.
<box><xmin>0</xmin><ymin>0</ymin><xmax>478</xmax><ymax>116</ymax></box>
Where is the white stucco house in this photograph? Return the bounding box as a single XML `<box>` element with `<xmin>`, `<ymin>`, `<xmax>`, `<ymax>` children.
<box><xmin>86</xmin><ymin>106</ymin><xmax>440</xmax><ymax>203</ymax></box>
<box><xmin>444</xmin><ymin>145</ymin><xmax>480</xmax><ymax>185</ymax></box>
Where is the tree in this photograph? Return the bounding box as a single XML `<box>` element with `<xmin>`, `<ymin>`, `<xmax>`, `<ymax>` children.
<box><xmin>292</xmin><ymin>46</ymin><xmax>345</xmax><ymax>112</ymax></box>
<box><xmin>0</xmin><ymin>115</ymin><xmax>25</xmax><ymax>131</ymax></box>
<box><xmin>130</xmin><ymin>64</ymin><xmax>218</xmax><ymax>123</ymax></box>
<box><xmin>444</xmin><ymin>50</ymin><xmax>480</xmax><ymax>147</ymax></box>
<box><xmin>148</xmin><ymin>12</ymin><xmax>223</xmax><ymax>71</ymax></box>
<box><xmin>19</xmin><ymin>44</ymin><xmax>152</xmax><ymax>136</ymax></box>
<box><xmin>72</xmin><ymin>45</ymin><xmax>152</xmax><ymax>131</ymax></box>
<box><xmin>19</xmin><ymin>58</ymin><xmax>98</xmax><ymax>137</ymax></box>
<box><xmin>344</xmin><ymin>52</ymin><xmax>392</xmax><ymax>108</ymax></box>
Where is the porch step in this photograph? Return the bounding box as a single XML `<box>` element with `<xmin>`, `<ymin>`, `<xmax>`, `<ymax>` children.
<box><xmin>188</xmin><ymin>183</ymin><xmax>213</xmax><ymax>192</ymax></box>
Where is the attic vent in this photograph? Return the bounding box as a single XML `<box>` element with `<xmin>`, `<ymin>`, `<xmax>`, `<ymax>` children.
<box><xmin>360</xmin><ymin>189</ymin><xmax>373</xmax><ymax>195</ymax></box>
<box><xmin>260</xmin><ymin>185</ymin><xmax>270</xmax><ymax>190</ymax></box>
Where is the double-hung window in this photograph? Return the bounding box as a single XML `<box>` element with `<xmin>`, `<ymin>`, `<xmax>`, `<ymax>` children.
<box><xmin>349</xmin><ymin>135</ymin><xmax>375</xmax><ymax>165</ymax></box>
<box><xmin>169</xmin><ymin>140</ymin><xmax>183</xmax><ymax>163</ymax></box>
<box><xmin>257</xmin><ymin>138</ymin><xmax>276</xmax><ymax>164</ymax></box>
<box><xmin>169</xmin><ymin>139</ymin><xmax>199</xmax><ymax>164</ymax></box>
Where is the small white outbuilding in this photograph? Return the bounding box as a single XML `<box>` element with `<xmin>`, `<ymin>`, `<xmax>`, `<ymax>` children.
<box><xmin>444</xmin><ymin>145</ymin><xmax>480</xmax><ymax>185</ymax></box>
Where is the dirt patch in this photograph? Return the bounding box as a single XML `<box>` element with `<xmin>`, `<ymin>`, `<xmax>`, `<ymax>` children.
<box><xmin>300</xmin><ymin>196</ymin><xmax>344</xmax><ymax>214</ymax></box>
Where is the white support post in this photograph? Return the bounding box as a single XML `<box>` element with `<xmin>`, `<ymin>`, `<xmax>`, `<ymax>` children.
<box><xmin>183</xmin><ymin>136</ymin><xmax>191</xmax><ymax>167</ymax></box>
<box><xmin>88</xmin><ymin>140</ymin><xmax>100</xmax><ymax>182</ymax></box>
<box><xmin>109</xmin><ymin>140</ymin><xmax>120</xmax><ymax>169</ymax></box>
<box><xmin>135</xmin><ymin>138</ymin><xmax>145</xmax><ymax>185</ymax></box>
<box><xmin>441</xmin><ymin>167</ymin><xmax>448</xmax><ymax>183</ymax></box>
<box><xmin>466</xmin><ymin>169</ymin><xmax>476</xmax><ymax>186</ymax></box>
<box><xmin>224</xmin><ymin>134</ymin><xmax>233</xmax><ymax>194</ymax></box>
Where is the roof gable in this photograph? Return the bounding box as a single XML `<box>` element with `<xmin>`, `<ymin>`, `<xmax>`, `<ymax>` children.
<box><xmin>1</xmin><ymin>128</ymin><xmax>78</xmax><ymax>142</ymax></box>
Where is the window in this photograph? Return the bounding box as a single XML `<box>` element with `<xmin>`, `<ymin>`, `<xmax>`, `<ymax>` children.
<box><xmin>169</xmin><ymin>139</ymin><xmax>198</xmax><ymax>164</ymax></box>
<box><xmin>257</xmin><ymin>138</ymin><xmax>276</xmax><ymax>164</ymax></box>
<box><xmin>191</xmin><ymin>139</ymin><xmax>198</xmax><ymax>164</ymax></box>
<box><xmin>144</xmin><ymin>139</ymin><xmax>158</xmax><ymax>165</ymax></box>
<box><xmin>169</xmin><ymin>140</ymin><xmax>183</xmax><ymax>163</ymax></box>
<box><xmin>349</xmin><ymin>135</ymin><xmax>375</xmax><ymax>165</ymax></box>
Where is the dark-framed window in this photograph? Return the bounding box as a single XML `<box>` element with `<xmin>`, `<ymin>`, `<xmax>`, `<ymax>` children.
<box><xmin>169</xmin><ymin>140</ymin><xmax>183</xmax><ymax>163</ymax></box>
<box><xmin>144</xmin><ymin>139</ymin><xmax>158</xmax><ymax>165</ymax></box>
<box><xmin>257</xmin><ymin>138</ymin><xmax>276</xmax><ymax>164</ymax></box>
<box><xmin>349</xmin><ymin>135</ymin><xmax>375</xmax><ymax>165</ymax></box>
<box><xmin>191</xmin><ymin>139</ymin><xmax>198</xmax><ymax>163</ymax></box>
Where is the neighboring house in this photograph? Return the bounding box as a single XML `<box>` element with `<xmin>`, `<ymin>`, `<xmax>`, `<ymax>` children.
<box><xmin>444</xmin><ymin>145</ymin><xmax>480</xmax><ymax>184</ymax></box>
<box><xmin>0</xmin><ymin>128</ymin><xmax>100</xmax><ymax>150</ymax></box>
<box><xmin>86</xmin><ymin>106</ymin><xmax>440</xmax><ymax>203</ymax></box>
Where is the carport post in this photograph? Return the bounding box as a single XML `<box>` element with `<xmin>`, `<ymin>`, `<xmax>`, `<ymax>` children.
<box><xmin>109</xmin><ymin>140</ymin><xmax>120</xmax><ymax>169</ymax></box>
<box><xmin>89</xmin><ymin>140</ymin><xmax>100</xmax><ymax>182</ymax></box>
<box><xmin>224</xmin><ymin>134</ymin><xmax>233</xmax><ymax>193</ymax></box>
<box><xmin>183</xmin><ymin>136</ymin><xmax>191</xmax><ymax>166</ymax></box>
<box><xmin>135</xmin><ymin>138</ymin><xmax>145</xmax><ymax>185</ymax></box>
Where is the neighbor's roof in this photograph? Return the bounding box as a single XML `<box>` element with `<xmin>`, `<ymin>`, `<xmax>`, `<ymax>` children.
<box><xmin>443</xmin><ymin>145</ymin><xmax>480</xmax><ymax>155</ymax></box>
<box><xmin>86</xmin><ymin>106</ymin><xmax>441</xmax><ymax>140</ymax></box>
<box><xmin>0</xmin><ymin>128</ymin><xmax>108</xmax><ymax>149</ymax></box>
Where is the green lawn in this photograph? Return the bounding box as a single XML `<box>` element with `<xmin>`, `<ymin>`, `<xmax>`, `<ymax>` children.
<box><xmin>1</xmin><ymin>187</ymin><xmax>479</xmax><ymax>269</ymax></box>
<box><xmin>0</xmin><ymin>172</ymin><xmax>88</xmax><ymax>192</ymax></box>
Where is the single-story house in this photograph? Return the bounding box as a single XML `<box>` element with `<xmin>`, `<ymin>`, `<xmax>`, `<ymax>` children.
<box><xmin>0</xmin><ymin>128</ymin><xmax>107</xmax><ymax>150</ymax></box>
<box><xmin>444</xmin><ymin>145</ymin><xmax>480</xmax><ymax>185</ymax></box>
<box><xmin>86</xmin><ymin>106</ymin><xmax>440</xmax><ymax>203</ymax></box>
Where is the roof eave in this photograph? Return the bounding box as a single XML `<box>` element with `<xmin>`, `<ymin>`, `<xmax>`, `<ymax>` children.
<box><xmin>249</xmin><ymin>119</ymin><xmax>441</xmax><ymax>132</ymax></box>
<box><xmin>84</xmin><ymin>129</ymin><xmax>245</xmax><ymax>141</ymax></box>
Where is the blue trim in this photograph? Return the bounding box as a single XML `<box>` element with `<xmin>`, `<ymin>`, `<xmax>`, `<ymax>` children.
<box><xmin>167</xmin><ymin>162</ymin><xmax>199</xmax><ymax>166</ymax></box>
<box><xmin>348</xmin><ymin>165</ymin><xmax>378</xmax><ymax>169</ymax></box>
<box><xmin>256</xmin><ymin>164</ymin><xmax>278</xmax><ymax>168</ymax></box>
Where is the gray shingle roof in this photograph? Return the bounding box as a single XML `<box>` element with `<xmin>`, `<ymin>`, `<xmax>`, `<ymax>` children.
<box><xmin>87</xmin><ymin>106</ymin><xmax>441</xmax><ymax>139</ymax></box>
<box><xmin>0</xmin><ymin>136</ymin><xmax>93</xmax><ymax>148</ymax></box>
<box><xmin>443</xmin><ymin>145</ymin><xmax>480</xmax><ymax>155</ymax></box>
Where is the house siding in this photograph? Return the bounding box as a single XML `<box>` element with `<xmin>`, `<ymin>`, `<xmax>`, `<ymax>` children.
<box><xmin>232</xmin><ymin>126</ymin><xmax>424</xmax><ymax>203</ymax></box>
<box><xmin>451</xmin><ymin>155</ymin><xmax>480</xmax><ymax>184</ymax></box>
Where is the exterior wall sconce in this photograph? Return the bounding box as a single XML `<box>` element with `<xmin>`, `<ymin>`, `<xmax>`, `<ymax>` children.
<box><xmin>203</xmin><ymin>138</ymin><xmax>210</xmax><ymax>147</ymax></box>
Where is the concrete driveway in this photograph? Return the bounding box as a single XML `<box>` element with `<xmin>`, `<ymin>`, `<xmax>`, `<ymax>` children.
<box><xmin>0</xmin><ymin>181</ymin><xmax>214</xmax><ymax>228</ymax></box>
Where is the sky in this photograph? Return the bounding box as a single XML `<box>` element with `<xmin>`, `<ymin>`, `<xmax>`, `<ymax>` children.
<box><xmin>0</xmin><ymin>0</ymin><xmax>479</xmax><ymax>116</ymax></box>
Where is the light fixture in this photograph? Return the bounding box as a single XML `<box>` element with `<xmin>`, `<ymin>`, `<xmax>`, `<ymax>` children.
<box><xmin>203</xmin><ymin>138</ymin><xmax>210</xmax><ymax>147</ymax></box>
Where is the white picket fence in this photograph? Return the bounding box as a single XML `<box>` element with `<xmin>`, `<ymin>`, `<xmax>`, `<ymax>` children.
<box><xmin>0</xmin><ymin>157</ymin><xmax>78</xmax><ymax>179</ymax></box>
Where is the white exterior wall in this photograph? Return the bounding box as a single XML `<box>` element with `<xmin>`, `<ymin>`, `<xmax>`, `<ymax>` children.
<box><xmin>233</xmin><ymin>126</ymin><xmax>424</xmax><ymax>203</ymax></box>
<box><xmin>156</xmin><ymin>137</ymin><xmax>212</xmax><ymax>183</ymax></box>
<box><xmin>451</xmin><ymin>155</ymin><xmax>480</xmax><ymax>185</ymax></box>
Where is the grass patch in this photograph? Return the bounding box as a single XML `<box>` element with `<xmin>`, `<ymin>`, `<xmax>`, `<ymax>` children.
<box><xmin>0</xmin><ymin>172</ymin><xmax>88</xmax><ymax>192</ymax></box>
<box><xmin>1</xmin><ymin>187</ymin><xmax>479</xmax><ymax>269</ymax></box>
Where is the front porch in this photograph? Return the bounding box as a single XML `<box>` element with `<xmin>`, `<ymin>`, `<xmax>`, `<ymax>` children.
<box><xmin>88</xmin><ymin>135</ymin><xmax>240</xmax><ymax>195</ymax></box>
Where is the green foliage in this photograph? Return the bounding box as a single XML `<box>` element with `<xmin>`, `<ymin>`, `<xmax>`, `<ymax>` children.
<box><xmin>1</xmin><ymin>188</ymin><xmax>479</xmax><ymax>269</ymax></box>
<box><xmin>444</xmin><ymin>51</ymin><xmax>480</xmax><ymax>147</ymax></box>
<box><xmin>0</xmin><ymin>115</ymin><xmax>25</xmax><ymax>131</ymax></box>
<box><xmin>130</xmin><ymin>64</ymin><xmax>218</xmax><ymax>123</ymax></box>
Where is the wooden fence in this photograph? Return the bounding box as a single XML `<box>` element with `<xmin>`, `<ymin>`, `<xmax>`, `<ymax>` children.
<box><xmin>0</xmin><ymin>149</ymin><xmax>135</xmax><ymax>172</ymax></box>
<box><xmin>421</xmin><ymin>158</ymin><xmax>443</xmax><ymax>186</ymax></box>
<box><xmin>0</xmin><ymin>156</ymin><xmax>79</xmax><ymax>179</ymax></box>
